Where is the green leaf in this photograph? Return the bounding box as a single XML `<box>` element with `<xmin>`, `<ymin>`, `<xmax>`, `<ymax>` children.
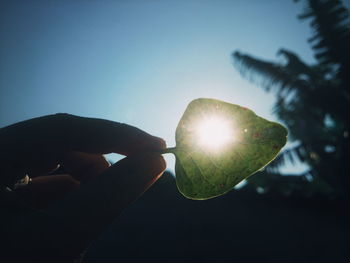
<box><xmin>164</xmin><ymin>98</ymin><xmax>288</xmax><ymax>200</ymax></box>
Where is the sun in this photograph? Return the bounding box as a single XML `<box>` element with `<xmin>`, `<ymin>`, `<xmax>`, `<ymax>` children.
<box><xmin>195</xmin><ymin>115</ymin><xmax>234</xmax><ymax>151</ymax></box>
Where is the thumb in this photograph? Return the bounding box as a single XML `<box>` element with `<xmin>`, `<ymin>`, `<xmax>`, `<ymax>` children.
<box><xmin>9</xmin><ymin>153</ymin><xmax>165</xmax><ymax>262</ymax></box>
<box><xmin>47</xmin><ymin>151</ymin><xmax>166</xmax><ymax>231</ymax></box>
<box><xmin>30</xmin><ymin>152</ymin><xmax>166</xmax><ymax>262</ymax></box>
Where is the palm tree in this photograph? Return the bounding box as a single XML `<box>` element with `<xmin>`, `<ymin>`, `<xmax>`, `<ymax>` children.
<box><xmin>233</xmin><ymin>0</ymin><xmax>350</xmax><ymax>199</ymax></box>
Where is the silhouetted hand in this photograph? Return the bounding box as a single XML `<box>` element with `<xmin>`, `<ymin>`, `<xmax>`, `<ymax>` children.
<box><xmin>0</xmin><ymin>114</ymin><xmax>166</xmax><ymax>263</ymax></box>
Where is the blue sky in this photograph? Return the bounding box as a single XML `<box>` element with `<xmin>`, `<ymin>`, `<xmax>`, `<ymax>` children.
<box><xmin>1</xmin><ymin>0</ymin><xmax>334</xmax><ymax>173</ymax></box>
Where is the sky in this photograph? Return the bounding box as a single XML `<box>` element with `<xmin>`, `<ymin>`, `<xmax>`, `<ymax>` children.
<box><xmin>1</xmin><ymin>0</ymin><xmax>339</xmax><ymax>174</ymax></box>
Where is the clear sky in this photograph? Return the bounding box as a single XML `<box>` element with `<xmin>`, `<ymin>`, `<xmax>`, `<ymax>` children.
<box><xmin>2</xmin><ymin>0</ymin><xmax>336</xmax><ymax>173</ymax></box>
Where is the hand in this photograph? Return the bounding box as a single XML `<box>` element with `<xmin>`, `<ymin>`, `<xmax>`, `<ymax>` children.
<box><xmin>0</xmin><ymin>114</ymin><xmax>166</xmax><ymax>263</ymax></box>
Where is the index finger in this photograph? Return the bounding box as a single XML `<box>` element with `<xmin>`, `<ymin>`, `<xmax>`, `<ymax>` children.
<box><xmin>0</xmin><ymin>113</ymin><xmax>166</xmax><ymax>156</ymax></box>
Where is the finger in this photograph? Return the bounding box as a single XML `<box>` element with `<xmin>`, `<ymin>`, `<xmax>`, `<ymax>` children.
<box><xmin>0</xmin><ymin>113</ymin><xmax>166</xmax><ymax>156</ymax></box>
<box><xmin>0</xmin><ymin>114</ymin><xmax>166</xmax><ymax>186</ymax></box>
<box><xmin>15</xmin><ymin>175</ymin><xmax>80</xmax><ymax>209</ymax></box>
<box><xmin>59</xmin><ymin>151</ymin><xmax>110</xmax><ymax>182</ymax></box>
<box><xmin>45</xmin><ymin>151</ymin><xmax>166</xmax><ymax>238</ymax></box>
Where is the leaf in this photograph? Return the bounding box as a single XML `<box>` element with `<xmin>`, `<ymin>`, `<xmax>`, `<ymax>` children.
<box><xmin>165</xmin><ymin>98</ymin><xmax>288</xmax><ymax>200</ymax></box>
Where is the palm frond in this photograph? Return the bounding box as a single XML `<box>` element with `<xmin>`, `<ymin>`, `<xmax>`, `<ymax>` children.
<box><xmin>298</xmin><ymin>0</ymin><xmax>350</xmax><ymax>88</ymax></box>
<box><xmin>232</xmin><ymin>0</ymin><xmax>350</xmax><ymax>197</ymax></box>
<box><xmin>234</xmin><ymin>49</ymin><xmax>349</xmax><ymax>124</ymax></box>
<box><xmin>233</xmin><ymin>51</ymin><xmax>312</xmax><ymax>97</ymax></box>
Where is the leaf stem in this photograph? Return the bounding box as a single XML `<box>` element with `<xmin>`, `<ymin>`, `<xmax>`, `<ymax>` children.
<box><xmin>160</xmin><ymin>147</ymin><xmax>177</xmax><ymax>155</ymax></box>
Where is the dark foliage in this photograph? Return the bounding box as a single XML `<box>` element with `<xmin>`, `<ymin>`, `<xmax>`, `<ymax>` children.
<box><xmin>233</xmin><ymin>0</ymin><xmax>350</xmax><ymax>199</ymax></box>
<box><xmin>84</xmin><ymin>172</ymin><xmax>350</xmax><ymax>263</ymax></box>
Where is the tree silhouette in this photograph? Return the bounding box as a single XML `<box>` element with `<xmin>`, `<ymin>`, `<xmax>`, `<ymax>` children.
<box><xmin>232</xmin><ymin>0</ymin><xmax>350</xmax><ymax>199</ymax></box>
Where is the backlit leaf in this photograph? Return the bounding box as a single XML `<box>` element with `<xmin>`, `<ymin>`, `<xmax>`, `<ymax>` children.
<box><xmin>165</xmin><ymin>98</ymin><xmax>288</xmax><ymax>200</ymax></box>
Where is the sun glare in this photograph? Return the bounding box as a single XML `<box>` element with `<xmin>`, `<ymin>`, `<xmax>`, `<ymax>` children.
<box><xmin>195</xmin><ymin>116</ymin><xmax>234</xmax><ymax>151</ymax></box>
